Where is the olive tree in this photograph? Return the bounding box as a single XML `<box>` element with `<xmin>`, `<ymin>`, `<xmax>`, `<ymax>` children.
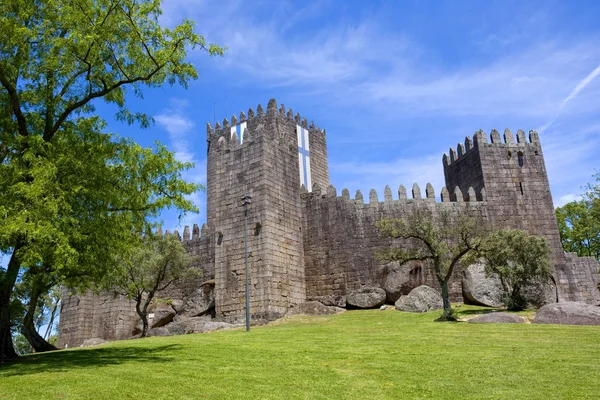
<box><xmin>377</xmin><ymin>207</ymin><xmax>487</xmax><ymax>321</ymax></box>
<box><xmin>109</xmin><ymin>233</ymin><xmax>198</xmax><ymax>337</ymax></box>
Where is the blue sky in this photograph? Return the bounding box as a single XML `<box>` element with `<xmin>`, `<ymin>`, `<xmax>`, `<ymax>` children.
<box><xmin>100</xmin><ymin>0</ymin><xmax>600</xmax><ymax>231</ymax></box>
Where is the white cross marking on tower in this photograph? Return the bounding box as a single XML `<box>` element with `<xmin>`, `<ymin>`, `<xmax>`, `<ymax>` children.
<box><xmin>230</xmin><ymin>121</ymin><xmax>247</xmax><ymax>143</ymax></box>
<box><xmin>297</xmin><ymin>125</ymin><xmax>312</xmax><ymax>191</ymax></box>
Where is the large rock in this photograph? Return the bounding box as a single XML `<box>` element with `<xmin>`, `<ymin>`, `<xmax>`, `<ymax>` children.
<box><xmin>395</xmin><ymin>285</ymin><xmax>443</xmax><ymax>313</ymax></box>
<box><xmin>287</xmin><ymin>301</ymin><xmax>343</xmax><ymax>316</ymax></box>
<box><xmin>468</xmin><ymin>312</ymin><xmax>524</xmax><ymax>324</ymax></box>
<box><xmin>346</xmin><ymin>286</ymin><xmax>386</xmax><ymax>309</ymax></box>
<box><xmin>316</xmin><ymin>296</ymin><xmax>346</xmax><ymax>308</ymax></box>
<box><xmin>381</xmin><ymin>261</ymin><xmax>425</xmax><ymax>303</ymax></box>
<box><xmin>521</xmin><ymin>279</ymin><xmax>557</xmax><ymax>308</ymax></box>
<box><xmin>150</xmin><ymin>305</ymin><xmax>176</xmax><ymax>328</ymax></box>
<box><xmin>147</xmin><ymin>327</ymin><xmax>171</xmax><ymax>337</ymax></box>
<box><xmin>462</xmin><ymin>262</ymin><xmax>504</xmax><ymax>307</ymax></box>
<box><xmin>80</xmin><ymin>338</ymin><xmax>108</xmax><ymax>347</ymax></box>
<box><xmin>176</xmin><ymin>280</ymin><xmax>215</xmax><ymax>317</ymax></box>
<box><xmin>166</xmin><ymin>317</ymin><xmax>236</xmax><ymax>335</ymax></box>
<box><xmin>533</xmin><ymin>302</ymin><xmax>600</xmax><ymax>326</ymax></box>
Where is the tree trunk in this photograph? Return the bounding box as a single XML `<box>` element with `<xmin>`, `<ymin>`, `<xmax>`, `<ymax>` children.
<box><xmin>436</xmin><ymin>279</ymin><xmax>457</xmax><ymax>322</ymax></box>
<box><xmin>135</xmin><ymin>299</ymin><xmax>149</xmax><ymax>337</ymax></box>
<box><xmin>22</xmin><ymin>280</ymin><xmax>57</xmax><ymax>353</ymax></box>
<box><xmin>0</xmin><ymin>249</ymin><xmax>22</xmax><ymax>363</ymax></box>
<box><xmin>44</xmin><ymin>297</ymin><xmax>59</xmax><ymax>340</ymax></box>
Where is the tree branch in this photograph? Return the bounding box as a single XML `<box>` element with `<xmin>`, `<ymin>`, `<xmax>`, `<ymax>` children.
<box><xmin>0</xmin><ymin>66</ymin><xmax>28</xmax><ymax>136</ymax></box>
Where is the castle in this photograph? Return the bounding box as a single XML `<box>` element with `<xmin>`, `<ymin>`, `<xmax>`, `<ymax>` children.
<box><xmin>58</xmin><ymin>99</ymin><xmax>600</xmax><ymax>347</ymax></box>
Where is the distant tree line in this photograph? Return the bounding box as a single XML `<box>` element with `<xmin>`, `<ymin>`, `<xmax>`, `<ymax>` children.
<box><xmin>555</xmin><ymin>173</ymin><xmax>600</xmax><ymax>261</ymax></box>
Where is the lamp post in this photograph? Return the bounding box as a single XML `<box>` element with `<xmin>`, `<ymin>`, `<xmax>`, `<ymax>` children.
<box><xmin>242</xmin><ymin>194</ymin><xmax>252</xmax><ymax>332</ymax></box>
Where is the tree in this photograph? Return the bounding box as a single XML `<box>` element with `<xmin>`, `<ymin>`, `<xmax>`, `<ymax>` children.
<box><xmin>473</xmin><ymin>230</ymin><xmax>551</xmax><ymax>311</ymax></box>
<box><xmin>377</xmin><ymin>207</ymin><xmax>487</xmax><ymax>321</ymax></box>
<box><xmin>556</xmin><ymin>200</ymin><xmax>600</xmax><ymax>259</ymax></box>
<box><xmin>108</xmin><ymin>233</ymin><xmax>198</xmax><ymax>337</ymax></box>
<box><xmin>0</xmin><ymin>0</ymin><xmax>223</xmax><ymax>361</ymax></box>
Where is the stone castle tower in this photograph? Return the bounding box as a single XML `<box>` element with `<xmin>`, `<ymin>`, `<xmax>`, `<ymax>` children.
<box><xmin>206</xmin><ymin>99</ymin><xmax>328</xmax><ymax>321</ymax></box>
<box><xmin>58</xmin><ymin>99</ymin><xmax>600</xmax><ymax>346</ymax></box>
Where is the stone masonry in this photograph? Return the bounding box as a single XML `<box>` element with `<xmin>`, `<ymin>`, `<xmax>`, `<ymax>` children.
<box><xmin>58</xmin><ymin>99</ymin><xmax>600</xmax><ymax>347</ymax></box>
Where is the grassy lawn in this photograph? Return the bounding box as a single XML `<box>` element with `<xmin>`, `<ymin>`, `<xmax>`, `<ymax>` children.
<box><xmin>1</xmin><ymin>306</ymin><xmax>599</xmax><ymax>399</ymax></box>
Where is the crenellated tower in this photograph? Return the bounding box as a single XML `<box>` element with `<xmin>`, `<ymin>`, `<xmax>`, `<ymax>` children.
<box><xmin>206</xmin><ymin>99</ymin><xmax>329</xmax><ymax>322</ymax></box>
<box><xmin>443</xmin><ymin>128</ymin><xmax>563</xmax><ymax>266</ymax></box>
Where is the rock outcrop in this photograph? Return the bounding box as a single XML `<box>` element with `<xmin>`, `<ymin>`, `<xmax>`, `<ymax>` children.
<box><xmin>462</xmin><ymin>262</ymin><xmax>504</xmax><ymax>307</ymax></box>
<box><xmin>287</xmin><ymin>301</ymin><xmax>343</xmax><ymax>316</ymax></box>
<box><xmin>80</xmin><ymin>338</ymin><xmax>108</xmax><ymax>347</ymax></box>
<box><xmin>395</xmin><ymin>285</ymin><xmax>443</xmax><ymax>313</ymax></box>
<box><xmin>346</xmin><ymin>287</ymin><xmax>386</xmax><ymax>309</ymax></box>
<box><xmin>165</xmin><ymin>317</ymin><xmax>236</xmax><ymax>335</ymax></box>
<box><xmin>150</xmin><ymin>305</ymin><xmax>176</xmax><ymax>328</ymax></box>
<box><xmin>533</xmin><ymin>302</ymin><xmax>600</xmax><ymax>326</ymax></box>
<box><xmin>175</xmin><ymin>280</ymin><xmax>215</xmax><ymax>317</ymax></box>
<box><xmin>381</xmin><ymin>262</ymin><xmax>424</xmax><ymax>303</ymax></box>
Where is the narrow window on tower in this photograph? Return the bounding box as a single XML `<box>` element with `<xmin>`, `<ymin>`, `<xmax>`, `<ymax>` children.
<box><xmin>518</xmin><ymin>151</ymin><xmax>524</xmax><ymax>167</ymax></box>
<box><xmin>519</xmin><ymin>182</ymin><xmax>524</xmax><ymax>195</ymax></box>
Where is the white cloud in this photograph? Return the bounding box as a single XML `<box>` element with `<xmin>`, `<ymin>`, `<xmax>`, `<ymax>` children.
<box><xmin>154</xmin><ymin>100</ymin><xmax>206</xmax><ymax>229</ymax></box>
<box><xmin>555</xmin><ymin>193</ymin><xmax>582</xmax><ymax>208</ymax></box>
<box><xmin>540</xmin><ymin>63</ymin><xmax>600</xmax><ymax>131</ymax></box>
<box><xmin>154</xmin><ymin>103</ymin><xmax>196</xmax><ymax>164</ymax></box>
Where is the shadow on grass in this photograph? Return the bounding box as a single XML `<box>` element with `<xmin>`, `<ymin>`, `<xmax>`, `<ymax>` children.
<box><xmin>0</xmin><ymin>344</ymin><xmax>182</xmax><ymax>377</ymax></box>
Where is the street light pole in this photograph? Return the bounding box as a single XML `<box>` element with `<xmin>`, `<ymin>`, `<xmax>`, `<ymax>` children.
<box><xmin>242</xmin><ymin>194</ymin><xmax>252</xmax><ymax>332</ymax></box>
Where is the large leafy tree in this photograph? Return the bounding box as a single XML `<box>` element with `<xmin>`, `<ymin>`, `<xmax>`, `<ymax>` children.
<box><xmin>377</xmin><ymin>208</ymin><xmax>487</xmax><ymax>321</ymax></box>
<box><xmin>0</xmin><ymin>0</ymin><xmax>224</xmax><ymax>361</ymax></box>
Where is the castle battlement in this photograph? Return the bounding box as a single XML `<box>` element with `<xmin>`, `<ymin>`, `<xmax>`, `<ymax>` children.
<box><xmin>206</xmin><ymin>99</ymin><xmax>325</xmax><ymax>149</ymax></box>
<box><xmin>300</xmin><ymin>182</ymin><xmax>486</xmax><ymax>208</ymax></box>
<box><xmin>443</xmin><ymin>128</ymin><xmax>541</xmax><ymax>167</ymax></box>
<box><xmin>159</xmin><ymin>223</ymin><xmax>209</xmax><ymax>243</ymax></box>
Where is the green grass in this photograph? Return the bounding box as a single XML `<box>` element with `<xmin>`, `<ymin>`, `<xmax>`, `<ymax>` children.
<box><xmin>1</xmin><ymin>306</ymin><xmax>599</xmax><ymax>399</ymax></box>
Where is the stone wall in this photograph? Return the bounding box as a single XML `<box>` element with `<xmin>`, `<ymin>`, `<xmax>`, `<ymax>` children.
<box><xmin>301</xmin><ymin>184</ymin><xmax>488</xmax><ymax>306</ymax></box>
<box><xmin>557</xmin><ymin>253</ymin><xmax>600</xmax><ymax>304</ymax></box>
<box><xmin>58</xmin><ymin>290</ymin><xmax>138</xmax><ymax>348</ymax></box>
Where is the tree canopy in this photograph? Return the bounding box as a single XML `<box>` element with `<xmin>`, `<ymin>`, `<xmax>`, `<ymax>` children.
<box><xmin>473</xmin><ymin>230</ymin><xmax>550</xmax><ymax>310</ymax></box>
<box><xmin>0</xmin><ymin>0</ymin><xmax>223</xmax><ymax>361</ymax></box>
<box><xmin>377</xmin><ymin>207</ymin><xmax>488</xmax><ymax>321</ymax></box>
<box><xmin>556</xmin><ymin>173</ymin><xmax>600</xmax><ymax>260</ymax></box>
<box><xmin>108</xmin><ymin>233</ymin><xmax>197</xmax><ymax>337</ymax></box>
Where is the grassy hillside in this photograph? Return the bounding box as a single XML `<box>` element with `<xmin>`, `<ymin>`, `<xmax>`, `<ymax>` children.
<box><xmin>1</xmin><ymin>306</ymin><xmax>599</xmax><ymax>399</ymax></box>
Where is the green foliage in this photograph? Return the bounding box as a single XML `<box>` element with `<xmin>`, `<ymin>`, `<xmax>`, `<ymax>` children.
<box><xmin>0</xmin><ymin>0</ymin><xmax>224</xmax><ymax>141</ymax></box>
<box><xmin>555</xmin><ymin>172</ymin><xmax>600</xmax><ymax>290</ymax></box>
<box><xmin>0</xmin><ymin>0</ymin><xmax>222</xmax><ymax>359</ymax></box>
<box><xmin>556</xmin><ymin>200</ymin><xmax>600</xmax><ymax>259</ymax></box>
<box><xmin>1</xmin><ymin>308</ymin><xmax>599</xmax><ymax>399</ymax></box>
<box><xmin>377</xmin><ymin>207</ymin><xmax>488</xmax><ymax>320</ymax></box>
<box><xmin>108</xmin><ymin>233</ymin><xmax>198</xmax><ymax>336</ymax></box>
<box><xmin>12</xmin><ymin>333</ymin><xmax>32</xmax><ymax>356</ymax></box>
<box><xmin>475</xmin><ymin>230</ymin><xmax>550</xmax><ymax>311</ymax></box>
